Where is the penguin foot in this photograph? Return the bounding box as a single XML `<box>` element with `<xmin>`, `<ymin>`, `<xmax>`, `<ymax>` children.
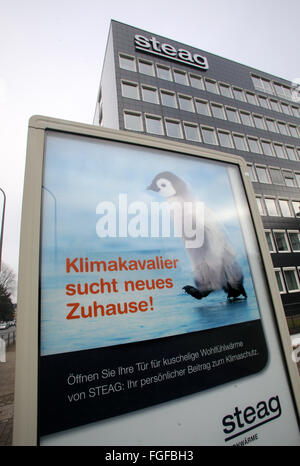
<box><xmin>183</xmin><ymin>285</ymin><xmax>211</xmax><ymax>300</ymax></box>
<box><xmin>225</xmin><ymin>282</ymin><xmax>247</xmax><ymax>300</ymax></box>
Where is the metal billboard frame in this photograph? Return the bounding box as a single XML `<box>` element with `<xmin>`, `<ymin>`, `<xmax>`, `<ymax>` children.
<box><xmin>13</xmin><ymin>115</ymin><xmax>300</xmax><ymax>445</ymax></box>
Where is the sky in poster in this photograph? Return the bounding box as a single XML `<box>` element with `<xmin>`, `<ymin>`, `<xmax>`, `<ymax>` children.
<box><xmin>40</xmin><ymin>132</ymin><xmax>260</xmax><ymax>355</ymax></box>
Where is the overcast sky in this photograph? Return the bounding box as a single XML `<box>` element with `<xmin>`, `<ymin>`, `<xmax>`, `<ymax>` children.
<box><xmin>0</xmin><ymin>0</ymin><xmax>299</xmax><ymax>282</ymax></box>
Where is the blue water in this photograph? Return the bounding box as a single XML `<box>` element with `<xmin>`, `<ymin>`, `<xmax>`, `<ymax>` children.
<box><xmin>40</xmin><ymin>248</ymin><xmax>260</xmax><ymax>356</ymax></box>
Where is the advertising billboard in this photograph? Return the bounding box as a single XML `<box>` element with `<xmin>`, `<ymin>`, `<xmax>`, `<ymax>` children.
<box><xmin>13</xmin><ymin>117</ymin><xmax>300</xmax><ymax>446</ymax></box>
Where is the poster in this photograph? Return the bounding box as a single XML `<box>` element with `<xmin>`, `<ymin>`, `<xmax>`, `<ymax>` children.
<box><xmin>38</xmin><ymin>130</ymin><xmax>299</xmax><ymax>445</ymax></box>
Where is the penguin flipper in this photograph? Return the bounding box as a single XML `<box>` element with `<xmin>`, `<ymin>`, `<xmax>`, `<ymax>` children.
<box><xmin>183</xmin><ymin>285</ymin><xmax>211</xmax><ymax>300</ymax></box>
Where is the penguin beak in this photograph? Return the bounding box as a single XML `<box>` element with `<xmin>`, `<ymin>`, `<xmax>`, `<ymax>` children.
<box><xmin>147</xmin><ymin>182</ymin><xmax>159</xmax><ymax>192</ymax></box>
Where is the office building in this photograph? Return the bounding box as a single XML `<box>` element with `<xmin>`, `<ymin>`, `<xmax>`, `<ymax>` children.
<box><xmin>94</xmin><ymin>20</ymin><xmax>300</xmax><ymax>334</ymax></box>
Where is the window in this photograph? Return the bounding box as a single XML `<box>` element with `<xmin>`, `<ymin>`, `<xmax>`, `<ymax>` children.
<box><xmin>278</xmin><ymin>199</ymin><xmax>292</xmax><ymax>217</ymax></box>
<box><xmin>274</xmin><ymin>143</ymin><xmax>286</xmax><ymax>159</ymax></box>
<box><xmin>273</xmin><ymin>83</ymin><xmax>285</xmax><ymax>97</ymax></box>
<box><xmin>295</xmin><ymin>173</ymin><xmax>300</xmax><ymax>188</ymax></box>
<box><xmin>174</xmin><ymin>69</ymin><xmax>188</xmax><ymax>86</ymax></box>
<box><xmin>261</xmin><ymin>140</ymin><xmax>274</xmax><ymax>156</ymax></box>
<box><xmin>265</xmin><ymin>118</ymin><xmax>277</xmax><ymax>133</ymax></box>
<box><xmin>282</xmin><ymin>86</ymin><xmax>292</xmax><ymax>99</ymax></box>
<box><xmin>124</xmin><ymin>111</ymin><xmax>143</xmax><ymax>132</ymax></box>
<box><xmin>201</xmin><ymin>126</ymin><xmax>217</xmax><ymax>145</ymax></box>
<box><xmin>277</xmin><ymin>121</ymin><xmax>289</xmax><ymax>136</ymax></box>
<box><xmin>248</xmin><ymin>137</ymin><xmax>261</xmax><ymax>153</ymax></box>
<box><xmin>141</xmin><ymin>85</ymin><xmax>159</xmax><ymax>104</ymax></box>
<box><xmin>211</xmin><ymin>103</ymin><xmax>226</xmax><ymax>119</ymax></box>
<box><xmin>273</xmin><ymin>231</ymin><xmax>290</xmax><ymax>252</ymax></box>
<box><xmin>205</xmin><ymin>78</ymin><xmax>219</xmax><ymax>94</ymax></box>
<box><xmin>189</xmin><ymin>74</ymin><xmax>203</xmax><ymax>89</ymax></box>
<box><xmin>265</xmin><ymin>198</ymin><xmax>279</xmax><ymax>216</ymax></box>
<box><xmin>183</xmin><ymin>123</ymin><xmax>201</xmax><ymax>142</ymax></box>
<box><xmin>219</xmin><ymin>83</ymin><xmax>232</xmax><ymax>98</ymax></box>
<box><xmin>247</xmin><ymin>164</ymin><xmax>257</xmax><ymax>182</ymax></box>
<box><xmin>256</xmin><ymin>196</ymin><xmax>266</xmax><ymax>215</ymax></box>
<box><xmin>286</xmin><ymin>146</ymin><xmax>297</xmax><ymax>161</ymax></box>
<box><xmin>233</xmin><ymin>133</ymin><xmax>248</xmax><ymax>151</ymax></box>
<box><xmin>288</xmin><ymin>231</ymin><xmax>300</xmax><ymax>252</ymax></box>
<box><xmin>233</xmin><ymin>87</ymin><xmax>245</xmax><ymax>101</ymax></box>
<box><xmin>265</xmin><ymin>230</ymin><xmax>276</xmax><ymax>253</ymax></box>
<box><xmin>274</xmin><ymin>269</ymin><xmax>286</xmax><ymax>294</ymax></box>
<box><xmin>252</xmin><ymin>75</ymin><xmax>273</xmax><ymax>94</ymax></box>
<box><xmin>218</xmin><ymin>130</ymin><xmax>233</xmax><ymax>148</ymax></box>
<box><xmin>280</xmin><ymin>102</ymin><xmax>291</xmax><ymax>115</ymax></box>
<box><xmin>269</xmin><ymin>167</ymin><xmax>284</xmax><ymax>185</ymax></box>
<box><xmin>292</xmin><ymin>201</ymin><xmax>300</xmax><ymax>217</ymax></box>
<box><xmin>256</xmin><ymin>166</ymin><xmax>270</xmax><ymax>183</ymax></box>
<box><xmin>195</xmin><ymin>99</ymin><xmax>210</xmax><ymax>116</ymax></box>
<box><xmin>240</xmin><ymin>111</ymin><xmax>253</xmax><ymax>126</ymax></box>
<box><xmin>165</xmin><ymin>119</ymin><xmax>183</xmax><ymax>138</ymax></box>
<box><xmin>261</xmin><ymin>78</ymin><xmax>274</xmax><ymax>94</ymax></box>
<box><xmin>178</xmin><ymin>94</ymin><xmax>194</xmax><ymax>112</ymax></box>
<box><xmin>258</xmin><ymin>95</ymin><xmax>269</xmax><ymax>109</ymax></box>
<box><xmin>226</xmin><ymin>107</ymin><xmax>240</xmax><ymax>123</ymax></box>
<box><xmin>283</xmin><ymin>268</ymin><xmax>300</xmax><ymax>292</ymax></box>
<box><xmin>121</xmin><ymin>81</ymin><xmax>140</xmax><ymax>99</ymax></box>
<box><xmin>252</xmin><ymin>75</ymin><xmax>263</xmax><ymax>90</ymax></box>
<box><xmin>283</xmin><ymin>171</ymin><xmax>296</xmax><ymax>187</ymax></box>
<box><xmin>119</xmin><ymin>54</ymin><xmax>136</xmax><ymax>71</ymax></box>
<box><xmin>138</xmin><ymin>59</ymin><xmax>154</xmax><ymax>76</ymax></box>
<box><xmin>160</xmin><ymin>90</ymin><xmax>177</xmax><ymax>108</ymax></box>
<box><xmin>289</xmin><ymin>125</ymin><xmax>299</xmax><ymax>138</ymax></box>
<box><xmin>291</xmin><ymin>106</ymin><xmax>300</xmax><ymax>118</ymax></box>
<box><xmin>145</xmin><ymin>114</ymin><xmax>164</xmax><ymax>135</ymax></box>
<box><xmin>270</xmin><ymin>99</ymin><xmax>280</xmax><ymax>112</ymax></box>
<box><xmin>156</xmin><ymin>64</ymin><xmax>172</xmax><ymax>81</ymax></box>
<box><xmin>253</xmin><ymin>114</ymin><xmax>265</xmax><ymax>130</ymax></box>
<box><xmin>274</xmin><ymin>83</ymin><xmax>292</xmax><ymax>100</ymax></box>
<box><xmin>246</xmin><ymin>92</ymin><xmax>257</xmax><ymax>105</ymax></box>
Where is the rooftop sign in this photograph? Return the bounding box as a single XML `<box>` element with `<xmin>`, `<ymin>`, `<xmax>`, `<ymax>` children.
<box><xmin>134</xmin><ymin>34</ymin><xmax>209</xmax><ymax>70</ymax></box>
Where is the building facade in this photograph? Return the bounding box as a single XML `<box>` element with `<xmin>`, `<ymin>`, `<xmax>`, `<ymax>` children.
<box><xmin>94</xmin><ymin>20</ymin><xmax>300</xmax><ymax>334</ymax></box>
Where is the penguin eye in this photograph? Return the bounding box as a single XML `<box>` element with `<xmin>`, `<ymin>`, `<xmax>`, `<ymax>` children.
<box><xmin>161</xmin><ymin>183</ymin><xmax>166</xmax><ymax>187</ymax></box>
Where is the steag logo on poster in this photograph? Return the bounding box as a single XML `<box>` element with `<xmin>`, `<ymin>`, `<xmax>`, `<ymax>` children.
<box><xmin>222</xmin><ymin>394</ymin><xmax>282</xmax><ymax>442</ymax></box>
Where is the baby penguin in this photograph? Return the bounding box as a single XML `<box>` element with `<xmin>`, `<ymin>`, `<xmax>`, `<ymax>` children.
<box><xmin>147</xmin><ymin>171</ymin><xmax>247</xmax><ymax>301</ymax></box>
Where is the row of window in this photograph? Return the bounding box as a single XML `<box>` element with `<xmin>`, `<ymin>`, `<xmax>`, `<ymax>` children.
<box><xmin>121</xmin><ymin>80</ymin><xmax>300</xmax><ymax>139</ymax></box>
<box><xmin>265</xmin><ymin>229</ymin><xmax>300</xmax><ymax>253</ymax></box>
<box><xmin>274</xmin><ymin>267</ymin><xmax>300</xmax><ymax>294</ymax></box>
<box><xmin>118</xmin><ymin>53</ymin><xmax>300</xmax><ymax>116</ymax></box>
<box><xmin>123</xmin><ymin>110</ymin><xmax>300</xmax><ymax>161</ymax></box>
<box><xmin>248</xmin><ymin>164</ymin><xmax>300</xmax><ymax>188</ymax></box>
<box><xmin>252</xmin><ymin>74</ymin><xmax>296</xmax><ymax>102</ymax></box>
<box><xmin>256</xmin><ymin>196</ymin><xmax>300</xmax><ymax>218</ymax></box>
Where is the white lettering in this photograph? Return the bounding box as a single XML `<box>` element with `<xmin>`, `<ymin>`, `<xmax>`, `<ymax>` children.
<box><xmin>95</xmin><ymin>201</ymin><xmax>116</xmax><ymax>237</ymax></box>
<box><xmin>134</xmin><ymin>34</ymin><xmax>209</xmax><ymax>70</ymax></box>
<box><xmin>161</xmin><ymin>43</ymin><xmax>177</xmax><ymax>56</ymax></box>
<box><xmin>149</xmin><ymin>36</ymin><xmax>161</xmax><ymax>52</ymax></box>
<box><xmin>134</xmin><ymin>34</ymin><xmax>150</xmax><ymax>49</ymax></box>
<box><xmin>193</xmin><ymin>54</ymin><xmax>209</xmax><ymax>69</ymax></box>
<box><xmin>178</xmin><ymin>48</ymin><xmax>193</xmax><ymax>63</ymax></box>
<box><xmin>96</xmin><ymin>194</ymin><xmax>204</xmax><ymax>248</ymax></box>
